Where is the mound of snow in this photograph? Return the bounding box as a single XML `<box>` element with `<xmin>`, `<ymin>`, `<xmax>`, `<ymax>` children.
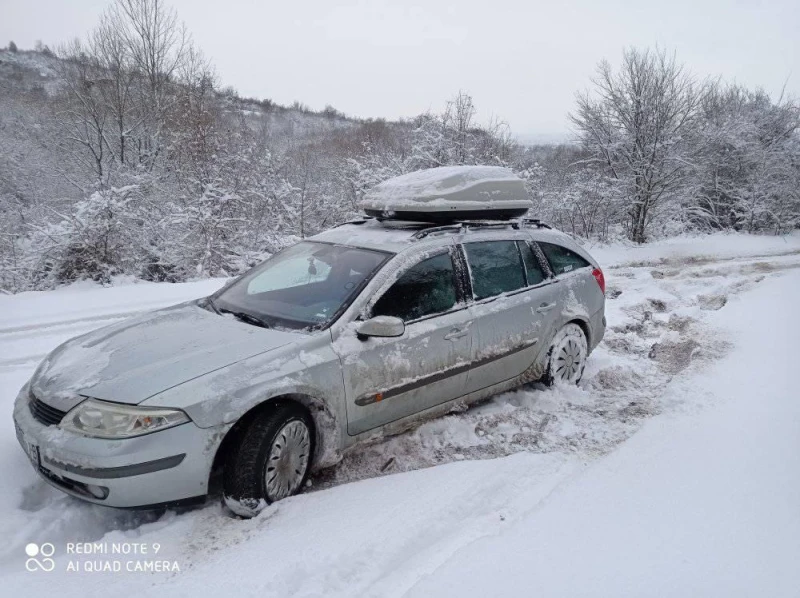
<box><xmin>360</xmin><ymin>165</ymin><xmax>531</xmax><ymax>217</ymax></box>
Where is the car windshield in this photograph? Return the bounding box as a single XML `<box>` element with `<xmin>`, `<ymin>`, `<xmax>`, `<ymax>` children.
<box><xmin>210</xmin><ymin>241</ymin><xmax>391</xmax><ymax>330</ymax></box>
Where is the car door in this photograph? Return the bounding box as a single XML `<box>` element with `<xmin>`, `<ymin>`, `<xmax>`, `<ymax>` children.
<box><xmin>337</xmin><ymin>247</ymin><xmax>475</xmax><ymax>436</ymax></box>
<box><xmin>461</xmin><ymin>238</ymin><xmax>562</xmax><ymax>393</ymax></box>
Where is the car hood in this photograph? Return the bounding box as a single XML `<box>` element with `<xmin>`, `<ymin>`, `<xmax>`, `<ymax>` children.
<box><xmin>30</xmin><ymin>302</ymin><xmax>302</xmax><ymax>411</ymax></box>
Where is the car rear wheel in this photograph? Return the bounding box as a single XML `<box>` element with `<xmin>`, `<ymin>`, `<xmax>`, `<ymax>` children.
<box><xmin>223</xmin><ymin>402</ymin><xmax>314</xmax><ymax>518</ymax></box>
<box><xmin>542</xmin><ymin>323</ymin><xmax>588</xmax><ymax>386</ymax></box>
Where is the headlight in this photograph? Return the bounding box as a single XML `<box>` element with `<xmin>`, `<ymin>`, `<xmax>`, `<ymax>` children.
<box><xmin>59</xmin><ymin>399</ymin><xmax>190</xmax><ymax>439</ymax></box>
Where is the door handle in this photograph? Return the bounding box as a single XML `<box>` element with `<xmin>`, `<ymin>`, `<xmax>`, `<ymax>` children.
<box><xmin>444</xmin><ymin>327</ymin><xmax>469</xmax><ymax>341</ymax></box>
<box><xmin>536</xmin><ymin>302</ymin><xmax>556</xmax><ymax>314</ymax></box>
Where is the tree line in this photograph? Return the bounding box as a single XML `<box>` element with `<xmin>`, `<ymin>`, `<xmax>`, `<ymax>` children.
<box><xmin>0</xmin><ymin>0</ymin><xmax>797</xmax><ymax>293</ymax></box>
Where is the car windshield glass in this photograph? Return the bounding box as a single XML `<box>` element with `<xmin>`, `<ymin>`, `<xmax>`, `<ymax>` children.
<box><xmin>212</xmin><ymin>242</ymin><xmax>390</xmax><ymax>330</ymax></box>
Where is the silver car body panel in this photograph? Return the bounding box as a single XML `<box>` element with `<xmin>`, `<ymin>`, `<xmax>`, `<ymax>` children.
<box><xmin>14</xmin><ymin>221</ymin><xmax>605</xmax><ymax>508</ymax></box>
<box><xmin>332</xmin><ymin>241</ymin><xmax>475</xmax><ymax>436</ymax></box>
<box><xmin>29</xmin><ymin>302</ymin><xmax>302</xmax><ymax>410</ymax></box>
<box><xmin>14</xmin><ymin>383</ymin><xmax>220</xmax><ymax>507</ymax></box>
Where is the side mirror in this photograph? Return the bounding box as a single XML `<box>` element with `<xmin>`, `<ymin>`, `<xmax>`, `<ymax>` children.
<box><xmin>356</xmin><ymin>316</ymin><xmax>405</xmax><ymax>339</ymax></box>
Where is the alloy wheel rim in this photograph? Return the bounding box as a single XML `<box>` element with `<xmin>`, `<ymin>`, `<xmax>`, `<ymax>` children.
<box><xmin>555</xmin><ymin>337</ymin><xmax>585</xmax><ymax>382</ymax></box>
<box><xmin>265</xmin><ymin>420</ymin><xmax>310</xmax><ymax>501</ymax></box>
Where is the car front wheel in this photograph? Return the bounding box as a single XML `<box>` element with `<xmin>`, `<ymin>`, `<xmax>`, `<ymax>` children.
<box><xmin>223</xmin><ymin>402</ymin><xmax>314</xmax><ymax>518</ymax></box>
<box><xmin>542</xmin><ymin>323</ymin><xmax>588</xmax><ymax>386</ymax></box>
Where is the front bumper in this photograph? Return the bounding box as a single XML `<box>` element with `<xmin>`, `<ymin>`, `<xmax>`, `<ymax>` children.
<box><xmin>13</xmin><ymin>386</ymin><xmax>224</xmax><ymax>508</ymax></box>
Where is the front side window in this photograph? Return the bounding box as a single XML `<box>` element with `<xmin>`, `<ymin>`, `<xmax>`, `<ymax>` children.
<box><xmin>213</xmin><ymin>242</ymin><xmax>389</xmax><ymax>330</ymax></box>
<box><xmin>372</xmin><ymin>252</ymin><xmax>458</xmax><ymax>322</ymax></box>
<box><xmin>463</xmin><ymin>241</ymin><xmax>526</xmax><ymax>300</ymax></box>
<box><xmin>538</xmin><ymin>241</ymin><xmax>591</xmax><ymax>276</ymax></box>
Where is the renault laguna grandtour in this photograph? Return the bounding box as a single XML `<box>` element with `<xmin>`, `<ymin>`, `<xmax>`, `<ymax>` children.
<box><xmin>14</xmin><ymin>166</ymin><xmax>606</xmax><ymax>517</ymax></box>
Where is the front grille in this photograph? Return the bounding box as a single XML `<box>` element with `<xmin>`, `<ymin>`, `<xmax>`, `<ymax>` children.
<box><xmin>29</xmin><ymin>392</ymin><xmax>68</xmax><ymax>426</ymax></box>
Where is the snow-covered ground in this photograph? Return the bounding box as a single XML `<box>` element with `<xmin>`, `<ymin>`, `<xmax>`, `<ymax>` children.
<box><xmin>1</xmin><ymin>232</ymin><xmax>799</xmax><ymax>597</ymax></box>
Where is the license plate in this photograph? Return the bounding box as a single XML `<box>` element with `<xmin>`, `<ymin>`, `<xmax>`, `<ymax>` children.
<box><xmin>15</xmin><ymin>424</ymin><xmax>40</xmax><ymax>467</ymax></box>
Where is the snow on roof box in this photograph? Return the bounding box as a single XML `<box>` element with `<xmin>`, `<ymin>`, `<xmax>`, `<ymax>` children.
<box><xmin>361</xmin><ymin>165</ymin><xmax>531</xmax><ymax>222</ymax></box>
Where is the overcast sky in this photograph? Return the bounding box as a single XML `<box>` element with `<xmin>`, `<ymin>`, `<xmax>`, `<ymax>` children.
<box><xmin>2</xmin><ymin>0</ymin><xmax>798</xmax><ymax>140</ymax></box>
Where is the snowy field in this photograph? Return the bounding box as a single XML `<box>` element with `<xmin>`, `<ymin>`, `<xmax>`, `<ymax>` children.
<box><xmin>1</xmin><ymin>232</ymin><xmax>799</xmax><ymax>597</ymax></box>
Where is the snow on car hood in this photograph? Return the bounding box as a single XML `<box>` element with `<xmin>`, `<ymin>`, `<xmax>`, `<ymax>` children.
<box><xmin>30</xmin><ymin>302</ymin><xmax>301</xmax><ymax>410</ymax></box>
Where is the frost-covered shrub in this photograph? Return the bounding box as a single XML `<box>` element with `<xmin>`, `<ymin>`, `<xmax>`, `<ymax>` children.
<box><xmin>686</xmin><ymin>86</ymin><xmax>800</xmax><ymax>234</ymax></box>
<box><xmin>29</xmin><ymin>186</ymin><xmax>142</xmax><ymax>285</ymax></box>
<box><xmin>139</xmin><ymin>253</ymin><xmax>184</xmax><ymax>283</ymax></box>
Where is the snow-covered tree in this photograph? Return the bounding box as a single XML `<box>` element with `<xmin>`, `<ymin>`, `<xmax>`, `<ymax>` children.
<box><xmin>571</xmin><ymin>48</ymin><xmax>707</xmax><ymax>242</ymax></box>
<box><xmin>689</xmin><ymin>85</ymin><xmax>799</xmax><ymax>233</ymax></box>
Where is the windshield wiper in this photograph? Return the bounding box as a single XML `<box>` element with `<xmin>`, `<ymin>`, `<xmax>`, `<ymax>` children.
<box><xmin>218</xmin><ymin>308</ymin><xmax>271</xmax><ymax>329</ymax></box>
<box><xmin>200</xmin><ymin>297</ymin><xmax>220</xmax><ymax>314</ymax></box>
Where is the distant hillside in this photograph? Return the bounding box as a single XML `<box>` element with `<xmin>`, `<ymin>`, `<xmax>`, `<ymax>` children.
<box><xmin>0</xmin><ymin>48</ymin><xmax>367</xmax><ymax>145</ymax></box>
<box><xmin>0</xmin><ymin>49</ymin><xmax>61</xmax><ymax>94</ymax></box>
<box><xmin>515</xmin><ymin>132</ymin><xmax>574</xmax><ymax>147</ymax></box>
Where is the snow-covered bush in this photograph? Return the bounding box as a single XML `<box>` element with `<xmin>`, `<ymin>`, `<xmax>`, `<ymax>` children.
<box><xmin>689</xmin><ymin>86</ymin><xmax>800</xmax><ymax>234</ymax></box>
<box><xmin>567</xmin><ymin>48</ymin><xmax>799</xmax><ymax>243</ymax></box>
<box><xmin>28</xmin><ymin>186</ymin><xmax>143</xmax><ymax>285</ymax></box>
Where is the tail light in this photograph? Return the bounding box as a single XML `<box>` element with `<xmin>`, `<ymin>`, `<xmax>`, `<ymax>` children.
<box><xmin>591</xmin><ymin>267</ymin><xmax>605</xmax><ymax>295</ymax></box>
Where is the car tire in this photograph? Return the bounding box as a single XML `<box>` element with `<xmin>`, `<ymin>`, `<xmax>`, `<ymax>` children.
<box><xmin>223</xmin><ymin>402</ymin><xmax>315</xmax><ymax>518</ymax></box>
<box><xmin>542</xmin><ymin>323</ymin><xmax>588</xmax><ymax>386</ymax></box>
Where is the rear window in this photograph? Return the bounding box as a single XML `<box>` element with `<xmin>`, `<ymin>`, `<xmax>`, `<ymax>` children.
<box><xmin>538</xmin><ymin>241</ymin><xmax>591</xmax><ymax>275</ymax></box>
<box><xmin>463</xmin><ymin>241</ymin><xmax>526</xmax><ymax>300</ymax></box>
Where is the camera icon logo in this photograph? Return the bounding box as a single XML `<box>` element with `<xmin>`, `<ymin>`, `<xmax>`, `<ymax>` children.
<box><xmin>25</xmin><ymin>543</ymin><xmax>56</xmax><ymax>572</ymax></box>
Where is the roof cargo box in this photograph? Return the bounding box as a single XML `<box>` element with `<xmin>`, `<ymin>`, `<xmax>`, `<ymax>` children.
<box><xmin>360</xmin><ymin>165</ymin><xmax>531</xmax><ymax>222</ymax></box>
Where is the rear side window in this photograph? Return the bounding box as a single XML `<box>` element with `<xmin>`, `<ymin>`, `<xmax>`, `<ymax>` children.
<box><xmin>538</xmin><ymin>241</ymin><xmax>591</xmax><ymax>275</ymax></box>
<box><xmin>463</xmin><ymin>241</ymin><xmax>526</xmax><ymax>300</ymax></box>
<box><xmin>372</xmin><ymin>253</ymin><xmax>458</xmax><ymax>322</ymax></box>
<box><xmin>518</xmin><ymin>241</ymin><xmax>546</xmax><ymax>285</ymax></box>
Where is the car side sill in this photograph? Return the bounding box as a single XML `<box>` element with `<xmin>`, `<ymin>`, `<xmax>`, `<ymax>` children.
<box><xmin>355</xmin><ymin>339</ymin><xmax>538</xmax><ymax>406</ymax></box>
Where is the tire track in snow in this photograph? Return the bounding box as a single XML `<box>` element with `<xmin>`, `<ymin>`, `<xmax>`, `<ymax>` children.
<box><xmin>0</xmin><ymin>300</ymin><xmax>197</xmax><ymax>371</ymax></box>
<box><xmin>0</xmin><ymin>315</ymin><xmax>133</xmax><ymax>371</ymax></box>
<box><xmin>0</xmin><ymin>304</ymin><xmax>171</xmax><ymax>335</ymax></box>
<box><xmin>607</xmin><ymin>248</ymin><xmax>800</xmax><ymax>270</ymax></box>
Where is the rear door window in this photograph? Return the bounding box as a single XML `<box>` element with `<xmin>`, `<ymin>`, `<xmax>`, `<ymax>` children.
<box><xmin>517</xmin><ymin>241</ymin><xmax>546</xmax><ymax>285</ymax></box>
<box><xmin>463</xmin><ymin>241</ymin><xmax>526</xmax><ymax>300</ymax></box>
<box><xmin>538</xmin><ymin>242</ymin><xmax>591</xmax><ymax>276</ymax></box>
<box><xmin>372</xmin><ymin>252</ymin><xmax>458</xmax><ymax>322</ymax></box>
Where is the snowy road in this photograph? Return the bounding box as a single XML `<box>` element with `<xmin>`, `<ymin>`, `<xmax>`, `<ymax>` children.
<box><xmin>405</xmin><ymin>268</ymin><xmax>800</xmax><ymax>597</ymax></box>
<box><xmin>1</xmin><ymin>233</ymin><xmax>799</xmax><ymax>597</ymax></box>
<box><xmin>0</xmin><ymin>278</ymin><xmax>226</xmax><ymax>372</ymax></box>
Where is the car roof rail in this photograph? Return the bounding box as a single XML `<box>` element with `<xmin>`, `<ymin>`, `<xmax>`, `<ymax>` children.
<box><xmin>332</xmin><ymin>217</ymin><xmax>374</xmax><ymax>227</ymax></box>
<box><xmin>515</xmin><ymin>218</ymin><xmax>552</xmax><ymax>230</ymax></box>
<box><xmin>411</xmin><ymin>223</ymin><xmax>466</xmax><ymax>240</ymax></box>
<box><xmin>333</xmin><ymin>215</ymin><xmax>552</xmax><ymax>239</ymax></box>
<box><xmin>410</xmin><ymin>217</ymin><xmax>552</xmax><ymax>240</ymax></box>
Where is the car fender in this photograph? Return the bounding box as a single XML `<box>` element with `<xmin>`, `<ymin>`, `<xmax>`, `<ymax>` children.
<box><xmin>142</xmin><ymin>337</ymin><xmax>346</xmax><ymax>469</ymax></box>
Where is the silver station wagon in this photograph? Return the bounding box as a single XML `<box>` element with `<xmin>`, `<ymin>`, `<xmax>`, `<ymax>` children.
<box><xmin>13</xmin><ymin>166</ymin><xmax>606</xmax><ymax>516</ymax></box>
